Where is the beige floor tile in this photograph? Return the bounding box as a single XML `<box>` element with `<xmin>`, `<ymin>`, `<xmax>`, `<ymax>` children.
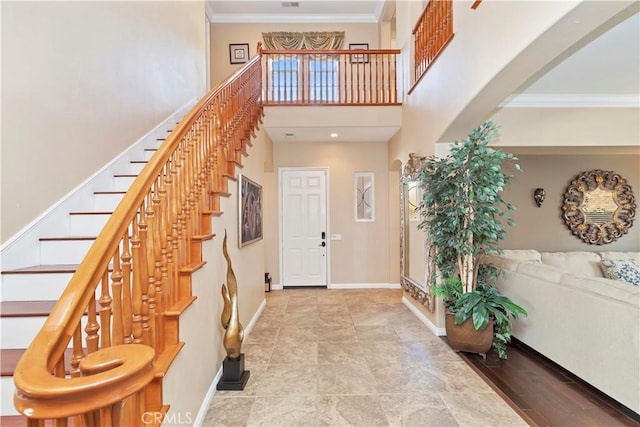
<box><xmin>254</xmin><ymin>364</ymin><xmax>318</xmax><ymax>396</ymax></box>
<box><xmin>355</xmin><ymin>325</ymin><xmax>401</xmax><ymax>341</ymax></box>
<box><xmin>419</xmin><ymin>361</ymin><xmax>494</xmax><ymax>393</ymax></box>
<box><xmin>203</xmin><ymin>396</ymin><xmax>255</xmax><ymax>426</ymax></box>
<box><xmin>317</xmin><ymin>341</ymin><xmax>366</xmax><ymax>364</ymax></box>
<box><xmin>269</xmin><ymin>341</ymin><xmax>318</xmax><ymax>364</ymax></box>
<box><xmin>315</xmin><ymin>324</ymin><xmax>358</xmax><ymax>341</ymax></box>
<box><xmin>378</xmin><ymin>393</ymin><xmax>460</xmax><ymax>426</ymax></box>
<box><xmin>211</xmin><ymin>289</ymin><xmax>525</xmax><ymax>426</ymax></box>
<box><xmin>243</xmin><ymin>342</ymin><xmax>275</xmax><ymax>365</ymax></box>
<box><xmin>439</xmin><ymin>392</ymin><xmax>528</xmax><ymax>426</ymax></box>
<box><xmin>247</xmin><ymin>395</ymin><xmax>318</xmax><ymax>427</ymax></box>
<box><xmin>276</xmin><ymin>326</ymin><xmax>318</xmax><ymax>343</ymax></box>
<box><xmin>317</xmin><ymin>395</ymin><xmax>389</xmax><ymax>427</ymax></box>
<box><xmin>317</xmin><ymin>363</ymin><xmax>377</xmax><ymax>394</ymax></box>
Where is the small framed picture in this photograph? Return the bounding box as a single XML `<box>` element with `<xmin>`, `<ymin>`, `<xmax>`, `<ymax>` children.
<box><xmin>349</xmin><ymin>43</ymin><xmax>369</xmax><ymax>64</ymax></box>
<box><xmin>229</xmin><ymin>43</ymin><xmax>250</xmax><ymax>64</ymax></box>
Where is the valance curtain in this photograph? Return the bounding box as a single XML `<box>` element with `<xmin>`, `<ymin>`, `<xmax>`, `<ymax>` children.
<box><xmin>262</xmin><ymin>31</ymin><xmax>345</xmax><ymax>50</ymax></box>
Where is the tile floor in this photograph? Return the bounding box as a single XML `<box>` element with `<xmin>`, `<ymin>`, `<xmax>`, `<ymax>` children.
<box><xmin>203</xmin><ymin>288</ymin><xmax>527</xmax><ymax>426</ymax></box>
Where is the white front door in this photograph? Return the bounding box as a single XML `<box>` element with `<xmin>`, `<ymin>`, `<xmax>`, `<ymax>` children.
<box><xmin>280</xmin><ymin>168</ymin><xmax>328</xmax><ymax>287</ymax></box>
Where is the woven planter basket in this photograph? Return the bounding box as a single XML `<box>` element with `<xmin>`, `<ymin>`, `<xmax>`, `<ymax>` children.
<box><xmin>445</xmin><ymin>312</ymin><xmax>493</xmax><ymax>359</ymax></box>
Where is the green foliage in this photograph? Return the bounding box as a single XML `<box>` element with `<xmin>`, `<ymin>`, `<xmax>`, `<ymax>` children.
<box><xmin>418</xmin><ymin>121</ymin><xmax>527</xmax><ymax>359</ymax></box>
<box><xmin>417</xmin><ymin>121</ymin><xmax>519</xmax><ymax>280</ymax></box>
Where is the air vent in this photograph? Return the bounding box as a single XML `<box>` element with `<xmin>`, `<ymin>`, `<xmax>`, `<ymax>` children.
<box><xmin>281</xmin><ymin>2</ymin><xmax>299</xmax><ymax>7</ymax></box>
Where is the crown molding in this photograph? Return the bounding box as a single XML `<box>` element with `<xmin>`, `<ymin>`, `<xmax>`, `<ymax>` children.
<box><xmin>209</xmin><ymin>13</ymin><xmax>378</xmax><ymax>24</ymax></box>
<box><xmin>500</xmin><ymin>94</ymin><xmax>639</xmax><ymax>108</ymax></box>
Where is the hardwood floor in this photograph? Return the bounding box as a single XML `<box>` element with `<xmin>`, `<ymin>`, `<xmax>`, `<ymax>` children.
<box><xmin>457</xmin><ymin>338</ymin><xmax>640</xmax><ymax>427</ymax></box>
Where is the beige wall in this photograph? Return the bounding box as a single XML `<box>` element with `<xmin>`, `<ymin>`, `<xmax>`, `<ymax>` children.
<box><xmin>210</xmin><ymin>22</ymin><xmax>379</xmax><ymax>87</ymax></box>
<box><xmin>266</xmin><ymin>140</ymin><xmax>392</xmax><ymax>285</ymax></box>
<box><xmin>164</xmin><ymin>127</ymin><xmax>268</xmax><ymax>420</ymax></box>
<box><xmin>500</xmin><ymin>154</ymin><xmax>640</xmax><ymax>252</ymax></box>
<box><xmin>1</xmin><ymin>1</ymin><xmax>207</xmax><ymax>242</ymax></box>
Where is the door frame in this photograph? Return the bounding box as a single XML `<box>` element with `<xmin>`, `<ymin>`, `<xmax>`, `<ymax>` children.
<box><xmin>278</xmin><ymin>167</ymin><xmax>330</xmax><ymax>288</ymax></box>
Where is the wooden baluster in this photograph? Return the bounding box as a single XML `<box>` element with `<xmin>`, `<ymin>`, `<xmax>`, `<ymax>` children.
<box><xmin>86</xmin><ymin>291</ymin><xmax>99</xmax><ymax>353</ymax></box>
<box><xmin>99</xmin><ymin>269</ymin><xmax>112</xmax><ymax>349</ymax></box>
<box><xmin>111</xmin><ymin>244</ymin><xmax>124</xmax><ymax>346</ymax></box>
<box><xmin>151</xmin><ymin>176</ymin><xmax>165</xmax><ymax>354</ymax></box>
<box><xmin>70</xmin><ymin>324</ymin><xmax>84</xmax><ymax>377</ymax></box>
<box><xmin>157</xmin><ymin>164</ymin><xmax>170</xmax><ymax>310</ymax></box>
<box><xmin>145</xmin><ymin>190</ymin><xmax>157</xmax><ymax>351</ymax></box>
<box><xmin>131</xmin><ymin>213</ymin><xmax>144</xmax><ymax>344</ymax></box>
<box><xmin>122</xmin><ymin>231</ymin><xmax>133</xmax><ymax>344</ymax></box>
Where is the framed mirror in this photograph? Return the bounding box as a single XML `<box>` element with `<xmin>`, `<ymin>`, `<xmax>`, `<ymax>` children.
<box><xmin>562</xmin><ymin>169</ymin><xmax>636</xmax><ymax>245</ymax></box>
<box><xmin>400</xmin><ymin>153</ymin><xmax>435</xmax><ymax>312</ymax></box>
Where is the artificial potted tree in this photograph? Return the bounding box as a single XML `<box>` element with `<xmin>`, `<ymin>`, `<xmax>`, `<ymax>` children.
<box><xmin>417</xmin><ymin>121</ymin><xmax>527</xmax><ymax>359</ymax></box>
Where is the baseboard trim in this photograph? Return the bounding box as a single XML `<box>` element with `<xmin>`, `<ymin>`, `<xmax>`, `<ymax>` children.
<box><xmin>270</xmin><ymin>283</ymin><xmax>401</xmax><ymax>291</ymax></box>
<box><xmin>328</xmin><ymin>283</ymin><xmax>401</xmax><ymax>289</ymax></box>
<box><xmin>193</xmin><ymin>298</ymin><xmax>266</xmax><ymax>426</ymax></box>
<box><xmin>402</xmin><ymin>296</ymin><xmax>446</xmax><ymax>336</ymax></box>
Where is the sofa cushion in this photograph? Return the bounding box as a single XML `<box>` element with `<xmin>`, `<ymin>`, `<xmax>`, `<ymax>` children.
<box><xmin>560</xmin><ymin>274</ymin><xmax>639</xmax><ymax>305</ymax></box>
<box><xmin>516</xmin><ymin>262</ymin><xmax>563</xmax><ymax>283</ymax></box>
<box><xmin>540</xmin><ymin>251</ymin><xmax>603</xmax><ymax>278</ymax></box>
<box><xmin>499</xmin><ymin>249</ymin><xmax>542</xmax><ymax>263</ymax></box>
<box><xmin>601</xmin><ymin>259</ymin><xmax>640</xmax><ymax>286</ymax></box>
<box><xmin>600</xmin><ymin>252</ymin><xmax>640</xmax><ymax>262</ymax></box>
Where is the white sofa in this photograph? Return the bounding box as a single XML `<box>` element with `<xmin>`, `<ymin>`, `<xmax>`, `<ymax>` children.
<box><xmin>488</xmin><ymin>250</ymin><xmax>640</xmax><ymax>415</ymax></box>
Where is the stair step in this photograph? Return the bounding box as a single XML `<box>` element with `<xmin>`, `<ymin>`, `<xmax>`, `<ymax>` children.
<box><xmin>1</xmin><ymin>265</ymin><xmax>83</xmax><ymax>301</ymax></box>
<box><xmin>0</xmin><ymin>416</ymin><xmax>55</xmax><ymax>426</ymax></box>
<box><xmin>93</xmin><ymin>191</ymin><xmax>126</xmax><ymax>211</ymax></box>
<box><xmin>112</xmin><ymin>174</ymin><xmax>137</xmax><ymax>191</ymax></box>
<box><xmin>0</xmin><ymin>300</ymin><xmax>57</xmax><ymax>317</ymax></box>
<box><xmin>1</xmin><ymin>348</ymin><xmax>76</xmax><ymax>376</ymax></box>
<box><xmin>39</xmin><ymin>237</ymin><xmax>96</xmax><ymax>265</ymax></box>
<box><xmin>68</xmin><ymin>211</ymin><xmax>112</xmax><ymax>235</ymax></box>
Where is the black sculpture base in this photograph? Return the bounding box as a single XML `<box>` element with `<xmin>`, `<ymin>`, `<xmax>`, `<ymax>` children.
<box><xmin>217</xmin><ymin>354</ymin><xmax>250</xmax><ymax>390</ymax></box>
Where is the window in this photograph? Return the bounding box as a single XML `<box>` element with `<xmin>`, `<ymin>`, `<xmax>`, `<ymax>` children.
<box><xmin>268</xmin><ymin>56</ymin><xmax>338</xmax><ymax>103</ymax></box>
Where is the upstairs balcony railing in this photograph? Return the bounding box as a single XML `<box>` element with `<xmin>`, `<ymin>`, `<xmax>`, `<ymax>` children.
<box><xmin>259</xmin><ymin>43</ymin><xmax>401</xmax><ymax>106</ymax></box>
<box><xmin>410</xmin><ymin>0</ymin><xmax>454</xmax><ymax>93</ymax></box>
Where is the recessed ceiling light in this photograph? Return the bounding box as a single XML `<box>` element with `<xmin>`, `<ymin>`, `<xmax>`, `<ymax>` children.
<box><xmin>330</xmin><ymin>133</ymin><xmax>338</xmax><ymax>138</ymax></box>
<box><xmin>281</xmin><ymin>2</ymin><xmax>299</xmax><ymax>7</ymax></box>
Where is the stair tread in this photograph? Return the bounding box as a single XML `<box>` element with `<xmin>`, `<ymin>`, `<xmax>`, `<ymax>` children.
<box><xmin>2</xmin><ymin>264</ymin><xmax>81</xmax><ymax>274</ymax></box>
<box><xmin>113</xmin><ymin>174</ymin><xmax>137</xmax><ymax>177</ymax></box>
<box><xmin>1</xmin><ymin>300</ymin><xmax>57</xmax><ymax>317</ymax></box>
<box><xmin>94</xmin><ymin>191</ymin><xmax>126</xmax><ymax>195</ymax></box>
<box><xmin>0</xmin><ymin>416</ymin><xmax>54</xmax><ymax>426</ymax></box>
<box><xmin>69</xmin><ymin>211</ymin><xmax>112</xmax><ymax>215</ymax></box>
<box><xmin>39</xmin><ymin>236</ymin><xmax>96</xmax><ymax>241</ymax></box>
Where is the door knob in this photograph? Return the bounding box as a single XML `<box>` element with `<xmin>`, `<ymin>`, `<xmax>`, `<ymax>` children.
<box><xmin>319</xmin><ymin>241</ymin><xmax>326</xmax><ymax>247</ymax></box>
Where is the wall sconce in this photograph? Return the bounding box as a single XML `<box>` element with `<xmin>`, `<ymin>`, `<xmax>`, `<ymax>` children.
<box><xmin>533</xmin><ymin>188</ymin><xmax>545</xmax><ymax>208</ymax></box>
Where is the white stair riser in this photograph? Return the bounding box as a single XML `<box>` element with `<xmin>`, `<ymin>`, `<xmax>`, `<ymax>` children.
<box><xmin>1</xmin><ymin>317</ymin><xmax>48</xmax><ymax>349</ymax></box>
<box><xmin>40</xmin><ymin>240</ymin><xmax>95</xmax><ymax>265</ymax></box>
<box><xmin>1</xmin><ymin>273</ymin><xmax>74</xmax><ymax>302</ymax></box>
<box><xmin>112</xmin><ymin>176</ymin><xmax>137</xmax><ymax>192</ymax></box>
<box><xmin>69</xmin><ymin>214</ymin><xmax>111</xmax><ymax>236</ymax></box>
<box><xmin>1</xmin><ymin>377</ymin><xmax>19</xmax><ymax>416</ymax></box>
<box><xmin>1</xmin><ymin>316</ymin><xmax>89</xmax><ymax>349</ymax></box>
<box><xmin>94</xmin><ymin>193</ymin><xmax>125</xmax><ymax>211</ymax></box>
<box><xmin>128</xmin><ymin>162</ymin><xmax>147</xmax><ymax>175</ymax></box>
<box><xmin>144</xmin><ymin>150</ymin><xmax>157</xmax><ymax>161</ymax></box>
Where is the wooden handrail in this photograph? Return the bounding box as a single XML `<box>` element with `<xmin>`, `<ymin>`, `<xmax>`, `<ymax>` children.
<box><xmin>259</xmin><ymin>45</ymin><xmax>401</xmax><ymax>105</ymax></box>
<box><xmin>409</xmin><ymin>0</ymin><xmax>454</xmax><ymax>94</ymax></box>
<box><xmin>13</xmin><ymin>56</ymin><xmax>264</xmax><ymax>425</ymax></box>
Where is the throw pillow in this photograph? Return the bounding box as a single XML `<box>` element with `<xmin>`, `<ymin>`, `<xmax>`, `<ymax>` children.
<box><xmin>601</xmin><ymin>259</ymin><xmax>640</xmax><ymax>286</ymax></box>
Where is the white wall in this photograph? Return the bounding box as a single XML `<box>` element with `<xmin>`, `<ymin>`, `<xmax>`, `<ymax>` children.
<box><xmin>1</xmin><ymin>1</ymin><xmax>207</xmax><ymax>242</ymax></box>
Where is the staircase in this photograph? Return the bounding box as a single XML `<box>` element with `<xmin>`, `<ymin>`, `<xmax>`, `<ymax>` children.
<box><xmin>0</xmin><ymin>104</ymin><xmax>209</xmax><ymax>424</ymax></box>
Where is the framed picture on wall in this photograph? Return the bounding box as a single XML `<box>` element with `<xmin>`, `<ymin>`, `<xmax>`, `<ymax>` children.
<box><xmin>349</xmin><ymin>43</ymin><xmax>369</xmax><ymax>64</ymax></box>
<box><xmin>239</xmin><ymin>175</ymin><xmax>263</xmax><ymax>247</ymax></box>
<box><xmin>229</xmin><ymin>43</ymin><xmax>250</xmax><ymax>64</ymax></box>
